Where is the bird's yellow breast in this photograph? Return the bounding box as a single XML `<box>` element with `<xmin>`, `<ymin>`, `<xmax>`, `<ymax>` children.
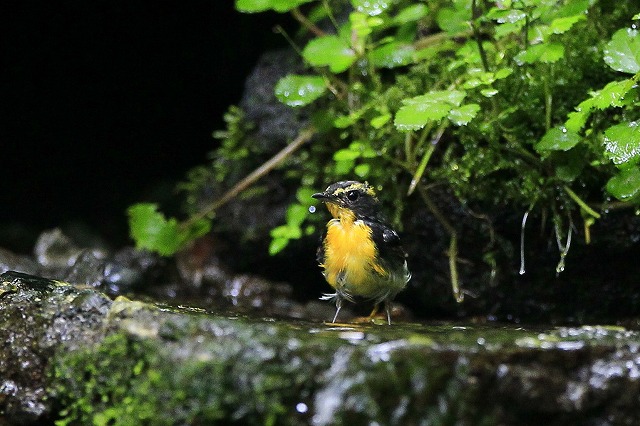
<box><xmin>321</xmin><ymin>207</ymin><xmax>387</xmax><ymax>296</ymax></box>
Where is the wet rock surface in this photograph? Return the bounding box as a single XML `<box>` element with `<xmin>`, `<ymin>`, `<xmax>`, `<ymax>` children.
<box><xmin>0</xmin><ymin>228</ymin><xmax>311</xmax><ymax>320</ymax></box>
<box><xmin>2</xmin><ymin>271</ymin><xmax>640</xmax><ymax>425</ymax></box>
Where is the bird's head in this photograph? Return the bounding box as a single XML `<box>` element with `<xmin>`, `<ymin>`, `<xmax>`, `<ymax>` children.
<box><xmin>312</xmin><ymin>181</ymin><xmax>381</xmax><ymax>219</ymax></box>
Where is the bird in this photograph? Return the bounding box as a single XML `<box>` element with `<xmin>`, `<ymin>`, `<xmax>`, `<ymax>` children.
<box><xmin>312</xmin><ymin>180</ymin><xmax>411</xmax><ymax>324</ymax></box>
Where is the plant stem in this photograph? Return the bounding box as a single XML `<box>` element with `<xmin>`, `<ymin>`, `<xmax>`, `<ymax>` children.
<box><xmin>418</xmin><ymin>186</ymin><xmax>463</xmax><ymax>303</ymax></box>
<box><xmin>413</xmin><ymin>30</ymin><xmax>473</xmax><ymax>50</ymax></box>
<box><xmin>182</xmin><ymin>127</ymin><xmax>316</xmax><ymax>229</ymax></box>
<box><xmin>471</xmin><ymin>0</ymin><xmax>490</xmax><ymax>72</ymax></box>
<box><xmin>407</xmin><ymin>121</ymin><xmax>447</xmax><ymax>196</ymax></box>
<box><xmin>563</xmin><ymin>185</ymin><xmax>601</xmax><ymax>219</ymax></box>
<box><xmin>290</xmin><ymin>8</ymin><xmax>325</xmax><ymax>37</ymax></box>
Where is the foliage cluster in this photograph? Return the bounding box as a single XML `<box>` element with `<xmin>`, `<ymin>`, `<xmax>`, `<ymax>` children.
<box><xmin>129</xmin><ymin>0</ymin><xmax>639</xmax><ymax>298</ymax></box>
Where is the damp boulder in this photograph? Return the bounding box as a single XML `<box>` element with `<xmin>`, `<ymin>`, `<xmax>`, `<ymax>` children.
<box><xmin>1</xmin><ymin>271</ymin><xmax>640</xmax><ymax>425</ymax></box>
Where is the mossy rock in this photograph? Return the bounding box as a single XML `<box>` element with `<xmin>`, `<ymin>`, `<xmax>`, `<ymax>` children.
<box><xmin>1</xmin><ymin>271</ymin><xmax>640</xmax><ymax>425</ymax></box>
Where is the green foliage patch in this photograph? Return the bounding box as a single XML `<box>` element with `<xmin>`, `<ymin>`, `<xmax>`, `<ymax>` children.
<box><xmin>128</xmin><ymin>0</ymin><xmax>640</xmax><ymax>298</ymax></box>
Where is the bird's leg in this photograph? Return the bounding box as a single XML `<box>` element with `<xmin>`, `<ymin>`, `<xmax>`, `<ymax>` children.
<box><xmin>332</xmin><ymin>296</ymin><xmax>343</xmax><ymax>323</ymax></box>
<box><xmin>367</xmin><ymin>303</ymin><xmax>380</xmax><ymax>322</ymax></box>
<box><xmin>384</xmin><ymin>300</ymin><xmax>393</xmax><ymax>325</ymax></box>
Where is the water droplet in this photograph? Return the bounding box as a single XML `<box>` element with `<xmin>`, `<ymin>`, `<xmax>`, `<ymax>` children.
<box><xmin>308</xmin><ymin>206</ymin><xmax>316</xmax><ymax>214</ymax></box>
<box><xmin>296</xmin><ymin>402</ymin><xmax>308</xmax><ymax>413</ymax></box>
<box><xmin>519</xmin><ymin>210</ymin><xmax>530</xmax><ymax>275</ymax></box>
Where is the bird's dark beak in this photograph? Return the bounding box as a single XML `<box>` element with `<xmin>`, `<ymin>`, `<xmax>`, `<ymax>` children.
<box><xmin>312</xmin><ymin>192</ymin><xmax>334</xmax><ymax>203</ymax></box>
<box><xmin>312</xmin><ymin>192</ymin><xmax>327</xmax><ymax>200</ymax></box>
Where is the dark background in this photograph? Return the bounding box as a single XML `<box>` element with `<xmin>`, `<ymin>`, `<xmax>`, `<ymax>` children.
<box><xmin>1</xmin><ymin>2</ymin><xmax>289</xmax><ymax>250</ymax></box>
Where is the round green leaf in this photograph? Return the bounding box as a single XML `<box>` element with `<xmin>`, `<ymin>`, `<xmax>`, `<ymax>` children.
<box><xmin>603</xmin><ymin>121</ymin><xmax>640</xmax><ymax>167</ymax></box>
<box><xmin>296</xmin><ymin>187</ymin><xmax>317</xmax><ymax>205</ymax></box>
<box><xmin>235</xmin><ymin>0</ymin><xmax>312</xmax><ymax>13</ymax></box>
<box><xmin>275</xmin><ymin>75</ymin><xmax>327</xmax><ymax>107</ymax></box>
<box><xmin>354</xmin><ymin>163</ymin><xmax>370</xmax><ymax>178</ymax></box>
<box><xmin>606</xmin><ymin>167</ymin><xmax>640</xmax><ymax>201</ymax></box>
<box><xmin>370</xmin><ymin>113</ymin><xmax>391</xmax><ymax>129</ymax></box>
<box><xmin>393</xmin><ymin>4</ymin><xmax>428</xmax><ymax>25</ymax></box>
<box><xmin>370</xmin><ymin>42</ymin><xmax>415</xmax><ymax>68</ymax></box>
<box><xmin>535</xmin><ymin>127</ymin><xmax>581</xmax><ymax>152</ymax></box>
<box><xmin>351</xmin><ymin>0</ymin><xmax>390</xmax><ymax>16</ymax></box>
<box><xmin>604</xmin><ymin>28</ymin><xmax>640</xmax><ymax>74</ymax></box>
<box><xmin>302</xmin><ymin>36</ymin><xmax>356</xmax><ymax>73</ymax></box>
<box><xmin>333</xmin><ymin>148</ymin><xmax>361</xmax><ymax>161</ymax></box>
<box><xmin>436</xmin><ymin>6</ymin><xmax>471</xmax><ymax>34</ymax></box>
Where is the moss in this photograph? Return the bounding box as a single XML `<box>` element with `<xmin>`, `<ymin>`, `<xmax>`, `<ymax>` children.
<box><xmin>49</xmin><ymin>317</ymin><xmax>322</xmax><ymax>426</ymax></box>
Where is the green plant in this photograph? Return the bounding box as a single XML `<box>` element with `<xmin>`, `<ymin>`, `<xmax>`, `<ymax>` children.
<box><xmin>128</xmin><ymin>0</ymin><xmax>639</xmax><ymax>301</ymax></box>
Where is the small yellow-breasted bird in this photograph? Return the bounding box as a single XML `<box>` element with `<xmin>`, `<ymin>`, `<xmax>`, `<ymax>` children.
<box><xmin>312</xmin><ymin>181</ymin><xmax>411</xmax><ymax>324</ymax></box>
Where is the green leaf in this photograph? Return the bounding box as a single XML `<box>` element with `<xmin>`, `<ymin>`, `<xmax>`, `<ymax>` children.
<box><xmin>487</xmin><ymin>8</ymin><xmax>527</xmax><ymax>39</ymax></box>
<box><xmin>548</xmin><ymin>15</ymin><xmax>585</xmax><ymax>34</ymax></box>
<box><xmin>275</xmin><ymin>75</ymin><xmax>327</xmax><ymax>107</ymax></box>
<box><xmin>564</xmin><ymin>79</ymin><xmax>636</xmax><ymax>132</ymax></box>
<box><xmin>606</xmin><ymin>167</ymin><xmax>640</xmax><ymax>201</ymax></box>
<box><xmin>333</xmin><ymin>141</ymin><xmax>377</xmax><ymax>162</ymax></box>
<box><xmin>296</xmin><ymin>187</ymin><xmax>317</xmax><ymax>205</ymax></box>
<box><xmin>354</xmin><ymin>163</ymin><xmax>370</xmax><ymax>178</ymax></box>
<box><xmin>370</xmin><ymin>113</ymin><xmax>391</xmax><ymax>129</ymax></box>
<box><xmin>494</xmin><ymin>20</ymin><xmax>526</xmax><ymax>39</ymax></box>
<box><xmin>394</xmin><ymin>90</ymin><xmax>466</xmax><ymax>131</ymax></box>
<box><xmin>603</xmin><ymin>121</ymin><xmax>640</xmax><ymax>167</ymax></box>
<box><xmin>270</xmin><ymin>224</ymin><xmax>302</xmax><ymax>239</ymax></box>
<box><xmin>592</xmin><ymin>79</ymin><xmax>636</xmax><ymax>108</ymax></box>
<box><xmin>269</xmin><ymin>237</ymin><xmax>290</xmax><ymax>255</ymax></box>
<box><xmin>349</xmin><ymin>12</ymin><xmax>383</xmax><ymax>40</ymax></box>
<box><xmin>127</xmin><ymin>204</ymin><xmax>210</xmax><ymax>256</ymax></box>
<box><xmin>535</xmin><ymin>127</ymin><xmax>581</xmax><ymax>152</ymax></box>
<box><xmin>235</xmin><ymin>0</ymin><xmax>312</xmax><ymax>13</ymax></box>
<box><xmin>394</xmin><ymin>104</ymin><xmax>449</xmax><ymax>131</ymax></box>
<box><xmin>334</xmin><ymin>114</ymin><xmax>358</xmax><ymax>128</ymax></box>
<box><xmin>302</xmin><ymin>36</ymin><xmax>356</xmax><ymax>73</ymax></box>
<box><xmin>515</xmin><ymin>42</ymin><xmax>565</xmax><ymax>64</ymax></box>
<box><xmin>480</xmin><ymin>88</ymin><xmax>498</xmax><ymax>97</ymax></box>
<box><xmin>370</xmin><ymin>42</ymin><xmax>415</xmax><ymax>68</ymax></box>
<box><xmin>448</xmin><ymin>103</ymin><xmax>480</xmax><ymax>126</ymax></box>
<box><xmin>604</xmin><ymin>28</ymin><xmax>640</xmax><ymax>74</ymax></box>
<box><xmin>393</xmin><ymin>4</ymin><xmax>428</xmax><ymax>25</ymax></box>
<box><xmin>486</xmin><ymin>8</ymin><xmax>527</xmax><ymax>24</ymax></box>
<box><xmin>436</xmin><ymin>6</ymin><xmax>471</xmax><ymax>34</ymax></box>
<box><xmin>350</xmin><ymin>0</ymin><xmax>390</xmax><ymax>16</ymax></box>
<box><xmin>286</xmin><ymin>204</ymin><xmax>308</xmax><ymax>227</ymax></box>
<box><xmin>555</xmin><ymin>149</ymin><xmax>586</xmax><ymax>183</ymax></box>
<box><xmin>564</xmin><ymin>98</ymin><xmax>595</xmax><ymax>133</ymax></box>
<box><xmin>404</xmin><ymin>90</ymin><xmax>467</xmax><ymax>106</ymax></box>
<box><xmin>494</xmin><ymin>67</ymin><xmax>514</xmax><ymax>80</ymax></box>
<box><xmin>333</xmin><ymin>148</ymin><xmax>361</xmax><ymax>161</ymax></box>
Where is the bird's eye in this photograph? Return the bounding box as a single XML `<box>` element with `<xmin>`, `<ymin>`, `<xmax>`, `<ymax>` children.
<box><xmin>346</xmin><ymin>190</ymin><xmax>359</xmax><ymax>202</ymax></box>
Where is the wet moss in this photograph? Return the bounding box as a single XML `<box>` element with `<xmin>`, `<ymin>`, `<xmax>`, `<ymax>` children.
<box><xmin>49</xmin><ymin>315</ymin><xmax>331</xmax><ymax>425</ymax></box>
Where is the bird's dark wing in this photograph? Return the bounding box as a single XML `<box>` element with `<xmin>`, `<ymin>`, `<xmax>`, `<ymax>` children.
<box><xmin>365</xmin><ymin>219</ymin><xmax>408</xmax><ymax>268</ymax></box>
